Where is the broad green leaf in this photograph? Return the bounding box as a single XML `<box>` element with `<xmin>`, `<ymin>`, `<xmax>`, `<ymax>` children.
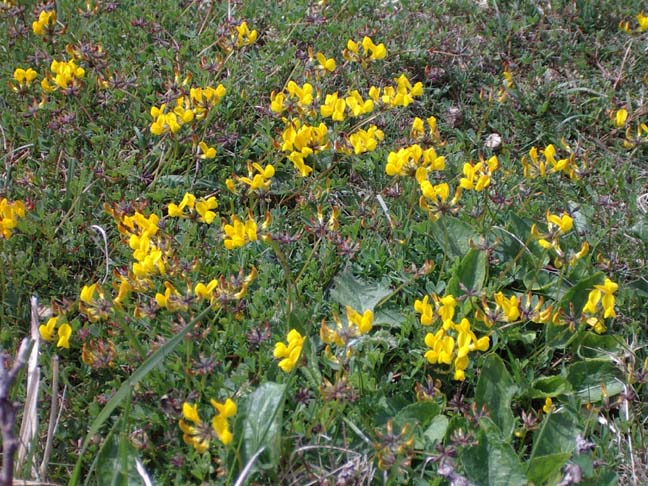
<box><xmin>527</xmin><ymin>453</ymin><xmax>572</xmax><ymax>485</ymax></box>
<box><xmin>423</xmin><ymin>415</ymin><xmax>449</xmax><ymax>447</ymax></box>
<box><xmin>573</xmin><ymin>332</ymin><xmax>622</xmax><ymax>359</ymax></box>
<box><xmin>527</xmin><ymin>409</ymin><xmax>581</xmax><ymax>483</ymax></box>
<box><xmin>475</xmin><ymin>354</ymin><xmax>517</xmax><ymax>437</ymax></box>
<box><xmin>329</xmin><ymin>269</ymin><xmax>391</xmax><ymax>311</ymax></box>
<box><xmin>630</xmin><ymin>219</ymin><xmax>648</xmax><ymax>244</ymax></box>
<box><xmin>565</xmin><ymin>359</ymin><xmax>624</xmax><ymax>401</ymax></box>
<box><xmin>240</xmin><ymin>382</ymin><xmax>286</xmax><ymax>472</ymax></box>
<box><xmin>394</xmin><ymin>401</ymin><xmax>440</xmax><ymax>429</ymax></box>
<box><xmin>527</xmin><ymin>375</ymin><xmax>573</xmax><ymax>399</ymax></box>
<box><xmin>429</xmin><ymin>216</ymin><xmax>480</xmax><ymax>258</ymax></box>
<box><xmin>461</xmin><ymin>418</ymin><xmax>526</xmax><ymax>486</ymax></box>
<box><xmin>446</xmin><ymin>248</ymin><xmax>487</xmax><ymax>297</ymax></box>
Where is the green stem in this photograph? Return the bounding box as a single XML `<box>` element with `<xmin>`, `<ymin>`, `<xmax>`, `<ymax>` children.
<box><xmin>267</xmin><ymin>238</ymin><xmax>297</xmax><ymax>311</ymax></box>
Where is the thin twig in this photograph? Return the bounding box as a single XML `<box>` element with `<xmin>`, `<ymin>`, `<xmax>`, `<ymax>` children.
<box><xmin>39</xmin><ymin>355</ymin><xmax>59</xmax><ymax>480</ymax></box>
<box><xmin>0</xmin><ymin>338</ymin><xmax>31</xmax><ymax>486</ymax></box>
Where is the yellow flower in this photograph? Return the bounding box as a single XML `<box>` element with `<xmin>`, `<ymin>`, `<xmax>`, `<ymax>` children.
<box><xmin>39</xmin><ymin>316</ymin><xmax>59</xmax><ymax>342</ymax></box>
<box><xmin>168</xmin><ymin>192</ymin><xmax>196</xmax><ymax>218</ymax></box>
<box><xmin>346</xmin><ymin>306</ymin><xmax>373</xmax><ymax>334</ymax></box>
<box><xmin>542</xmin><ymin>397</ymin><xmax>554</xmax><ymax>414</ymax></box>
<box><xmin>179</xmin><ymin>403</ymin><xmax>211</xmax><ymax>453</ymax></box>
<box><xmin>614</xmin><ymin>108</ymin><xmax>628</xmax><ymax>128</ymax></box>
<box><xmin>56</xmin><ymin>323</ymin><xmax>72</xmax><ymax>349</ymax></box>
<box><xmin>270</xmin><ymin>91</ymin><xmax>286</xmax><ymax>113</ymax></box>
<box><xmin>195</xmin><ymin>196</ymin><xmax>218</xmax><ymax>224</ymax></box>
<box><xmin>235</xmin><ymin>21</ymin><xmax>257</xmax><ymax>47</ymax></box>
<box><xmin>637</xmin><ymin>12</ymin><xmax>648</xmax><ymax>32</ymax></box>
<box><xmin>11</xmin><ymin>68</ymin><xmax>38</xmax><ymax>93</ymax></box>
<box><xmin>349</xmin><ymin>126</ymin><xmax>384</xmax><ymax>154</ymax></box>
<box><xmin>583</xmin><ymin>277</ymin><xmax>618</xmax><ymax>319</ymax></box>
<box><xmin>316</xmin><ymin>52</ymin><xmax>336</xmax><ymax>72</ymax></box>
<box><xmin>0</xmin><ymin>198</ymin><xmax>27</xmax><ymax>238</ymax></box>
<box><xmin>320</xmin><ymin>92</ymin><xmax>346</xmax><ymax>121</ymax></box>
<box><xmin>210</xmin><ymin>398</ymin><xmax>237</xmax><ymax>445</ymax></box>
<box><xmin>32</xmin><ymin>10</ymin><xmax>56</xmax><ymax>36</ymax></box>
<box><xmin>198</xmin><ymin>141</ymin><xmax>216</xmax><ymax>159</ymax></box>
<box><xmin>274</xmin><ymin>329</ymin><xmax>305</xmax><ymax>372</ymax></box>
<box><xmin>223</xmin><ymin>214</ymin><xmax>258</xmax><ymax>249</ymax></box>
<box><xmin>414</xmin><ymin>295</ymin><xmax>434</xmax><ymax>326</ymax></box>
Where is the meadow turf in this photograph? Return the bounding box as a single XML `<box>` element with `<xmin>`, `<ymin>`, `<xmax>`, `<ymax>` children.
<box><xmin>1</xmin><ymin>1</ymin><xmax>647</xmax><ymax>484</ymax></box>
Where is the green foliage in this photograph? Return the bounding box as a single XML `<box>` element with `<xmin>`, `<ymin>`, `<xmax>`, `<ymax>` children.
<box><xmin>0</xmin><ymin>0</ymin><xmax>646</xmax><ymax>484</ymax></box>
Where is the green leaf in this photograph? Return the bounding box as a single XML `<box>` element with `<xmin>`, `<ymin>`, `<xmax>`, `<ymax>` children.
<box><xmin>461</xmin><ymin>418</ymin><xmax>527</xmax><ymax>486</ymax></box>
<box><xmin>565</xmin><ymin>359</ymin><xmax>624</xmax><ymax>401</ymax></box>
<box><xmin>527</xmin><ymin>453</ymin><xmax>572</xmax><ymax>485</ymax></box>
<box><xmin>329</xmin><ymin>269</ymin><xmax>391</xmax><ymax>311</ymax></box>
<box><xmin>429</xmin><ymin>216</ymin><xmax>480</xmax><ymax>258</ymax></box>
<box><xmin>528</xmin><ymin>375</ymin><xmax>573</xmax><ymax>399</ymax></box>
<box><xmin>573</xmin><ymin>332</ymin><xmax>622</xmax><ymax>359</ymax></box>
<box><xmin>394</xmin><ymin>401</ymin><xmax>441</xmax><ymax>429</ymax></box>
<box><xmin>630</xmin><ymin>219</ymin><xmax>648</xmax><ymax>244</ymax></box>
<box><xmin>475</xmin><ymin>354</ymin><xmax>518</xmax><ymax>437</ymax></box>
<box><xmin>527</xmin><ymin>409</ymin><xmax>581</xmax><ymax>484</ymax></box>
<box><xmin>423</xmin><ymin>415</ymin><xmax>449</xmax><ymax>447</ymax></box>
<box><xmin>446</xmin><ymin>248</ymin><xmax>487</xmax><ymax>297</ymax></box>
<box><xmin>240</xmin><ymin>382</ymin><xmax>286</xmax><ymax>472</ymax></box>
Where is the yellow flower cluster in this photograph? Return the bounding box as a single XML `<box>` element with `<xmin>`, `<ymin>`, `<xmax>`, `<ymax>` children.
<box><xmin>32</xmin><ymin>10</ymin><xmax>57</xmax><ymax>36</ymax></box>
<box><xmin>386</xmin><ymin>143</ymin><xmax>445</xmax><ymax>177</ymax></box>
<box><xmin>415</xmin><ymin>293</ymin><xmax>489</xmax><ymax>380</ymax></box>
<box><xmin>223</xmin><ymin>213</ymin><xmax>258</xmax><ymax>250</ymax></box>
<box><xmin>348</xmin><ymin>125</ymin><xmax>384</xmax><ymax>154</ymax></box>
<box><xmin>459</xmin><ymin>156</ymin><xmax>499</xmax><ymax>192</ymax></box>
<box><xmin>379</xmin><ymin>74</ymin><xmax>424</xmax><ymax>108</ymax></box>
<box><xmin>343</xmin><ymin>36</ymin><xmax>387</xmax><ymax>66</ymax></box>
<box><xmin>0</xmin><ymin>198</ymin><xmax>26</xmax><ymax>239</ymax></box>
<box><xmin>270</xmin><ymin>81</ymin><xmax>315</xmax><ymax>115</ymax></box>
<box><xmin>418</xmin><ymin>182</ymin><xmax>461</xmax><ymax>221</ymax></box>
<box><xmin>155</xmin><ymin>281</ymin><xmax>190</xmax><ymax>311</ymax></box>
<box><xmin>226</xmin><ymin>162</ymin><xmax>275</xmax><ymax>193</ymax></box>
<box><xmin>39</xmin><ymin>316</ymin><xmax>72</xmax><ymax>349</ymax></box>
<box><xmin>320</xmin><ymin>90</ymin><xmax>374</xmax><ymax>121</ymax></box>
<box><xmin>281</xmin><ymin>119</ymin><xmax>329</xmax><ymax>176</ymax></box>
<box><xmin>619</xmin><ymin>12</ymin><xmax>648</xmax><ymax>33</ymax></box>
<box><xmin>194</xmin><ymin>267</ymin><xmax>257</xmax><ymax>307</ymax></box>
<box><xmin>475</xmin><ymin>292</ymin><xmax>522</xmax><ymax>327</ymax></box>
<box><xmin>274</xmin><ymin>329</ymin><xmax>305</xmax><ymax>372</ymax></box>
<box><xmin>320</xmin><ymin>306</ymin><xmax>374</xmax><ymax>347</ymax></box>
<box><xmin>179</xmin><ymin>398</ymin><xmax>237</xmax><ymax>453</ymax></box>
<box><xmin>122</xmin><ymin>211</ymin><xmax>166</xmax><ymax>279</ymax></box>
<box><xmin>11</xmin><ymin>68</ymin><xmax>38</xmax><ymax>93</ymax></box>
<box><xmin>150</xmin><ymin>84</ymin><xmax>226</xmax><ymax>135</ymax></box>
<box><xmin>424</xmin><ymin>318</ymin><xmax>489</xmax><ymax>381</ymax></box>
<box><xmin>41</xmin><ymin>59</ymin><xmax>86</xmax><ymax>93</ymax></box>
<box><xmin>168</xmin><ymin>192</ymin><xmax>218</xmax><ymax>224</ymax></box>
<box><xmin>521</xmin><ymin>144</ymin><xmax>581</xmax><ymax>180</ymax></box>
<box><xmin>235</xmin><ymin>21</ymin><xmax>257</xmax><ymax>47</ymax></box>
<box><xmin>582</xmin><ymin>277</ymin><xmax>618</xmax><ymax>333</ymax></box>
<box><xmin>410</xmin><ymin>116</ymin><xmax>442</xmax><ymax>144</ymax></box>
